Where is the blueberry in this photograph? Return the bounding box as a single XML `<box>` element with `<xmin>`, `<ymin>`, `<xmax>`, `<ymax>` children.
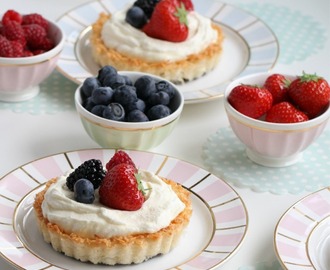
<box><xmin>125</xmin><ymin>6</ymin><xmax>148</xmax><ymax>28</ymax></box>
<box><xmin>127</xmin><ymin>110</ymin><xmax>149</xmax><ymax>122</ymax></box>
<box><xmin>122</xmin><ymin>75</ymin><xmax>133</xmax><ymax>86</ymax></box>
<box><xmin>113</xmin><ymin>85</ymin><xmax>137</xmax><ymax>106</ymax></box>
<box><xmin>83</xmin><ymin>97</ymin><xmax>96</xmax><ymax>111</ymax></box>
<box><xmin>91</xmin><ymin>104</ymin><xmax>107</xmax><ymax>117</ymax></box>
<box><xmin>156</xmin><ymin>80</ymin><xmax>175</xmax><ymax>99</ymax></box>
<box><xmin>98</xmin><ymin>65</ymin><xmax>117</xmax><ymax>85</ymax></box>
<box><xmin>102</xmin><ymin>74</ymin><xmax>126</xmax><ymax>89</ymax></box>
<box><xmin>103</xmin><ymin>103</ymin><xmax>125</xmax><ymax>121</ymax></box>
<box><xmin>148</xmin><ymin>91</ymin><xmax>170</xmax><ymax>106</ymax></box>
<box><xmin>81</xmin><ymin>77</ymin><xmax>101</xmax><ymax>98</ymax></box>
<box><xmin>91</xmin><ymin>87</ymin><xmax>114</xmax><ymax>105</ymax></box>
<box><xmin>125</xmin><ymin>98</ymin><xmax>146</xmax><ymax>112</ymax></box>
<box><xmin>74</xmin><ymin>179</ymin><xmax>95</xmax><ymax>204</ymax></box>
<box><xmin>147</xmin><ymin>104</ymin><xmax>171</xmax><ymax>120</ymax></box>
<box><xmin>134</xmin><ymin>75</ymin><xmax>157</xmax><ymax>100</ymax></box>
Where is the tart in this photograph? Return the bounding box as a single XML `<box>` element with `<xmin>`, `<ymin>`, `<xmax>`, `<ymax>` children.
<box><xmin>33</xmin><ymin>153</ymin><xmax>192</xmax><ymax>265</ymax></box>
<box><xmin>90</xmin><ymin>0</ymin><xmax>224</xmax><ymax>83</ymax></box>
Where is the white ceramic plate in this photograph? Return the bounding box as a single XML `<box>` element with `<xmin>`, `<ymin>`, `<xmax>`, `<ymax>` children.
<box><xmin>274</xmin><ymin>187</ymin><xmax>330</xmax><ymax>270</ymax></box>
<box><xmin>56</xmin><ymin>0</ymin><xmax>279</xmax><ymax>104</ymax></box>
<box><xmin>0</xmin><ymin>149</ymin><xmax>248</xmax><ymax>270</ymax></box>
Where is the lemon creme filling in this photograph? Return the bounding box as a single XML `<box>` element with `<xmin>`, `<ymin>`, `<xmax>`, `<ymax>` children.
<box><xmin>41</xmin><ymin>170</ymin><xmax>185</xmax><ymax>238</ymax></box>
<box><xmin>101</xmin><ymin>6</ymin><xmax>218</xmax><ymax>62</ymax></box>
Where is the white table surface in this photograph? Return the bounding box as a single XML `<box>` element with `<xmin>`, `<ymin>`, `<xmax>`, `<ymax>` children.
<box><xmin>0</xmin><ymin>0</ymin><xmax>329</xmax><ymax>269</ymax></box>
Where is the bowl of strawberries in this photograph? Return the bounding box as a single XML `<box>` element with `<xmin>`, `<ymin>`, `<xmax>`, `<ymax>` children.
<box><xmin>0</xmin><ymin>10</ymin><xmax>64</xmax><ymax>102</ymax></box>
<box><xmin>224</xmin><ymin>72</ymin><xmax>330</xmax><ymax>167</ymax></box>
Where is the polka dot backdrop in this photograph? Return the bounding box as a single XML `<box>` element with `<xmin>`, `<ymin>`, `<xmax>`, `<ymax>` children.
<box><xmin>202</xmin><ymin>127</ymin><xmax>330</xmax><ymax>195</ymax></box>
<box><xmin>0</xmin><ymin>70</ymin><xmax>77</xmax><ymax>114</ymax></box>
<box><xmin>237</xmin><ymin>2</ymin><xmax>327</xmax><ymax>64</ymax></box>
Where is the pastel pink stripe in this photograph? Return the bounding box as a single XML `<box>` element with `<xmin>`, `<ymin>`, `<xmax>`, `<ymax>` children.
<box><xmin>301</xmin><ymin>193</ymin><xmax>330</xmax><ymax>217</ymax></box>
<box><xmin>0</xmin><ymin>228</ymin><xmax>19</xmax><ymax>244</ymax></box>
<box><xmin>196</xmin><ymin>179</ymin><xmax>233</xmax><ymax>202</ymax></box>
<box><xmin>4</xmin><ymin>249</ymin><xmax>48</xmax><ymax>267</ymax></box>
<box><xmin>166</xmin><ymin>160</ymin><xmax>200</xmax><ymax>183</ymax></box>
<box><xmin>280</xmin><ymin>214</ymin><xmax>313</xmax><ymax>236</ymax></box>
<box><xmin>0</xmin><ymin>204</ymin><xmax>15</xmax><ymax>220</ymax></box>
<box><xmin>276</xmin><ymin>240</ymin><xmax>308</xmax><ymax>262</ymax></box>
<box><xmin>27</xmin><ymin>156</ymin><xmax>64</xmax><ymax>180</ymax></box>
<box><xmin>186</xmin><ymin>252</ymin><xmax>226</xmax><ymax>269</ymax></box>
<box><xmin>129</xmin><ymin>150</ymin><xmax>155</xmax><ymax>169</ymax></box>
<box><xmin>214</xmin><ymin>205</ymin><xmax>246</xmax><ymax>223</ymax></box>
<box><xmin>77</xmin><ymin>149</ymin><xmax>106</xmax><ymax>163</ymax></box>
<box><xmin>210</xmin><ymin>232</ymin><xmax>243</xmax><ymax>247</ymax></box>
<box><xmin>1</xmin><ymin>173</ymin><xmax>35</xmax><ymax>198</ymax></box>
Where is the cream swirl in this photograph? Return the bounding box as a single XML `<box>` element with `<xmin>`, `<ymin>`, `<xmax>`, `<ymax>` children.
<box><xmin>101</xmin><ymin>7</ymin><xmax>218</xmax><ymax>62</ymax></box>
<box><xmin>41</xmin><ymin>170</ymin><xmax>185</xmax><ymax>238</ymax></box>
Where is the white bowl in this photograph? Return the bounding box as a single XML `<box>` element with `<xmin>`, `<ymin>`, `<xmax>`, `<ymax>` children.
<box><xmin>0</xmin><ymin>19</ymin><xmax>65</xmax><ymax>102</ymax></box>
<box><xmin>75</xmin><ymin>71</ymin><xmax>184</xmax><ymax>150</ymax></box>
<box><xmin>224</xmin><ymin>72</ymin><xmax>330</xmax><ymax>167</ymax></box>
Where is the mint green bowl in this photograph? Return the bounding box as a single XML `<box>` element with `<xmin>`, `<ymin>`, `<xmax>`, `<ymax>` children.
<box><xmin>75</xmin><ymin>71</ymin><xmax>184</xmax><ymax>150</ymax></box>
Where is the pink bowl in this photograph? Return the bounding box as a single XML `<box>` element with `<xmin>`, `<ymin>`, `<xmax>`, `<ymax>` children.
<box><xmin>0</xmin><ymin>20</ymin><xmax>65</xmax><ymax>102</ymax></box>
<box><xmin>224</xmin><ymin>73</ymin><xmax>330</xmax><ymax>167</ymax></box>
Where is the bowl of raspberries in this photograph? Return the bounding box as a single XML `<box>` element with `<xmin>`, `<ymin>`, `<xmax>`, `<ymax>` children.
<box><xmin>75</xmin><ymin>65</ymin><xmax>184</xmax><ymax>150</ymax></box>
<box><xmin>0</xmin><ymin>9</ymin><xmax>64</xmax><ymax>102</ymax></box>
<box><xmin>224</xmin><ymin>72</ymin><xmax>330</xmax><ymax>167</ymax></box>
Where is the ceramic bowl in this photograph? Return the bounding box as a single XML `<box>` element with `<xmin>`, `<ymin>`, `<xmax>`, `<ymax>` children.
<box><xmin>0</xmin><ymin>19</ymin><xmax>65</xmax><ymax>102</ymax></box>
<box><xmin>75</xmin><ymin>71</ymin><xmax>184</xmax><ymax>150</ymax></box>
<box><xmin>224</xmin><ymin>72</ymin><xmax>330</xmax><ymax>167</ymax></box>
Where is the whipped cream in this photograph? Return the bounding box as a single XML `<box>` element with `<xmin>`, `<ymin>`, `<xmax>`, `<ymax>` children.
<box><xmin>101</xmin><ymin>6</ymin><xmax>218</xmax><ymax>62</ymax></box>
<box><xmin>41</xmin><ymin>170</ymin><xmax>185</xmax><ymax>238</ymax></box>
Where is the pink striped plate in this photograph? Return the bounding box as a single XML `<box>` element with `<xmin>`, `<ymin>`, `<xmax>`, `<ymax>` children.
<box><xmin>0</xmin><ymin>149</ymin><xmax>248</xmax><ymax>270</ymax></box>
<box><xmin>274</xmin><ymin>187</ymin><xmax>330</xmax><ymax>270</ymax></box>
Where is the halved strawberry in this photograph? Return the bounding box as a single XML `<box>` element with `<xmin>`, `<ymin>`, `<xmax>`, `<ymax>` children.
<box><xmin>99</xmin><ymin>163</ymin><xmax>145</xmax><ymax>211</ymax></box>
<box><xmin>228</xmin><ymin>84</ymin><xmax>273</xmax><ymax>119</ymax></box>
<box><xmin>265</xmin><ymin>101</ymin><xmax>309</xmax><ymax>123</ymax></box>
<box><xmin>106</xmin><ymin>150</ymin><xmax>137</xmax><ymax>171</ymax></box>
<box><xmin>143</xmin><ymin>0</ymin><xmax>189</xmax><ymax>42</ymax></box>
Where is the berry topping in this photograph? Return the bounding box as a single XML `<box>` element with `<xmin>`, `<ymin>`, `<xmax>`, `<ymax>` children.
<box><xmin>288</xmin><ymin>72</ymin><xmax>330</xmax><ymax>118</ymax></box>
<box><xmin>133</xmin><ymin>0</ymin><xmax>161</xmax><ymax>19</ymax></box>
<box><xmin>143</xmin><ymin>0</ymin><xmax>189</xmax><ymax>42</ymax></box>
<box><xmin>265</xmin><ymin>101</ymin><xmax>309</xmax><ymax>123</ymax></box>
<box><xmin>74</xmin><ymin>179</ymin><xmax>95</xmax><ymax>204</ymax></box>
<box><xmin>66</xmin><ymin>159</ymin><xmax>106</xmax><ymax>191</ymax></box>
<box><xmin>228</xmin><ymin>85</ymin><xmax>273</xmax><ymax>119</ymax></box>
<box><xmin>99</xmin><ymin>163</ymin><xmax>145</xmax><ymax>211</ymax></box>
<box><xmin>106</xmin><ymin>150</ymin><xmax>137</xmax><ymax>171</ymax></box>
<box><xmin>125</xmin><ymin>6</ymin><xmax>148</xmax><ymax>29</ymax></box>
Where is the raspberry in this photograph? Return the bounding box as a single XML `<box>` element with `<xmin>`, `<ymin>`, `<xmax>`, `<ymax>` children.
<box><xmin>22</xmin><ymin>24</ymin><xmax>47</xmax><ymax>49</ymax></box>
<box><xmin>66</xmin><ymin>159</ymin><xmax>106</xmax><ymax>191</ymax></box>
<box><xmin>22</xmin><ymin>50</ymin><xmax>34</xmax><ymax>57</ymax></box>
<box><xmin>2</xmin><ymin>10</ymin><xmax>22</xmax><ymax>26</ymax></box>
<box><xmin>0</xmin><ymin>35</ymin><xmax>14</xmax><ymax>57</ymax></box>
<box><xmin>22</xmin><ymin>13</ymin><xmax>48</xmax><ymax>30</ymax></box>
<box><xmin>11</xmin><ymin>40</ymin><xmax>24</xmax><ymax>57</ymax></box>
<box><xmin>2</xmin><ymin>21</ymin><xmax>26</xmax><ymax>46</ymax></box>
<box><xmin>37</xmin><ymin>37</ymin><xmax>54</xmax><ymax>51</ymax></box>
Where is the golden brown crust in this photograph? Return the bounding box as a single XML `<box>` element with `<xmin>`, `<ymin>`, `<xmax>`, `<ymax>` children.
<box><xmin>33</xmin><ymin>177</ymin><xmax>192</xmax><ymax>265</ymax></box>
<box><xmin>90</xmin><ymin>13</ymin><xmax>224</xmax><ymax>82</ymax></box>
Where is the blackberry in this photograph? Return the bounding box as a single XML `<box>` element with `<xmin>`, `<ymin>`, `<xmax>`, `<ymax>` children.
<box><xmin>66</xmin><ymin>159</ymin><xmax>106</xmax><ymax>191</ymax></box>
<box><xmin>133</xmin><ymin>0</ymin><xmax>160</xmax><ymax>18</ymax></box>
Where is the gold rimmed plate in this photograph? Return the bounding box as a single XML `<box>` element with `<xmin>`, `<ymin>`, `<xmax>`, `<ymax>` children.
<box><xmin>56</xmin><ymin>0</ymin><xmax>279</xmax><ymax>104</ymax></box>
<box><xmin>0</xmin><ymin>149</ymin><xmax>248</xmax><ymax>270</ymax></box>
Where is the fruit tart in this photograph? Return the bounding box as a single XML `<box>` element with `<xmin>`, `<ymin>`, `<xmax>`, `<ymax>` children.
<box><xmin>33</xmin><ymin>151</ymin><xmax>192</xmax><ymax>265</ymax></box>
<box><xmin>90</xmin><ymin>0</ymin><xmax>224</xmax><ymax>83</ymax></box>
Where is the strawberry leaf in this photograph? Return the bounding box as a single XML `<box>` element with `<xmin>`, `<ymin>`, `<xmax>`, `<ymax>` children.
<box><xmin>174</xmin><ymin>3</ymin><xmax>188</xmax><ymax>26</ymax></box>
<box><xmin>135</xmin><ymin>172</ymin><xmax>146</xmax><ymax>195</ymax></box>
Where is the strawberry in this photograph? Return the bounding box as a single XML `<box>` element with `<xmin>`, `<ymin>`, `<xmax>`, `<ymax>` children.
<box><xmin>106</xmin><ymin>150</ymin><xmax>137</xmax><ymax>171</ymax></box>
<box><xmin>288</xmin><ymin>72</ymin><xmax>330</xmax><ymax>118</ymax></box>
<box><xmin>180</xmin><ymin>0</ymin><xmax>194</xmax><ymax>11</ymax></box>
<box><xmin>228</xmin><ymin>85</ymin><xmax>273</xmax><ymax>119</ymax></box>
<box><xmin>99</xmin><ymin>163</ymin><xmax>145</xmax><ymax>211</ymax></box>
<box><xmin>266</xmin><ymin>102</ymin><xmax>309</xmax><ymax>123</ymax></box>
<box><xmin>2</xmin><ymin>10</ymin><xmax>22</xmax><ymax>26</ymax></box>
<box><xmin>143</xmin><ymin>0</ymin><xmax>189</xmax><ymax>42</ymax></box>
<box><xmin>264</xmin><ymin>73</ymin><xmax>289</xmax><ymax>104</ymax></box>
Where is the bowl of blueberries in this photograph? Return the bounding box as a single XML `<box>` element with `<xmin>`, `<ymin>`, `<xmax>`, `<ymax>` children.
<box><xmin>75</xmin><ymin>65</ymin><xmax>184</xmax><ymax>150</ymax></box>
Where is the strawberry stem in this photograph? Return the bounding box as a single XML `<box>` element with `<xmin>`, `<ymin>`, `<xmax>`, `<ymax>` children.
<box><xmin>135</xmin><ymin>172</ymin><xmax>146</xmax><ymax>196</ymax></box>
<box><xmin>299</xmin><ymin>71</ymin><xmax>321</xmax><ymax>82</ymax></box>
<box><xmin>175</xmin><ymin>3</ymin><xmax>188</xmax><ymax>26</ymax></box>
